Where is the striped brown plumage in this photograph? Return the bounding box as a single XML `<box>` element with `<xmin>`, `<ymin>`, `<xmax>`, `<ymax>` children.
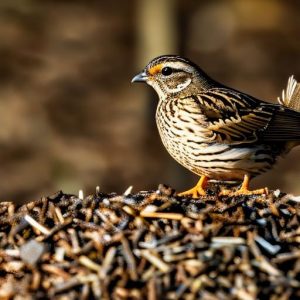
<box><xmin>132</xmin><ymin>55</ymin><xmax>300</xmax><ymax>197</ymax></box>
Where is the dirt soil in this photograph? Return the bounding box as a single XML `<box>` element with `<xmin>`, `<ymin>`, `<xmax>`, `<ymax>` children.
<box><xmin>0</xmin><ymin>184</ymin><xmax>300</xmax><ymax>299</ymax></box>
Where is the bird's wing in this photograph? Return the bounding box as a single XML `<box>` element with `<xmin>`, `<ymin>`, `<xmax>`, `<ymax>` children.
<box><xmin>191</xmin><ymin>88</ymin><xmax>300</xmax><ymax>144</ymax></box>
<box><xmin>261</xmin><ymin>107</ymin><xmax>300</xmax><ymax>141</ymax></box>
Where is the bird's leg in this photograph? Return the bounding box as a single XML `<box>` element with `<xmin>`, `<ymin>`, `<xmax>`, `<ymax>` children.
<box><xmin>220</xmin><ymin>174</ymin><xmax>268</xmax><ymax>196</ymax></box>
<box><xmin>178</xmin><ymin>175</ymin><xmax>208</xmax><ymax>198</ymax></box>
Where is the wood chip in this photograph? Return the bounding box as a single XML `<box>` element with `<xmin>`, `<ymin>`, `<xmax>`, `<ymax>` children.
<box><xmin>1</xmin><ymin>185</ymin><xmax>300</xmax><ymax>298</ymax></box>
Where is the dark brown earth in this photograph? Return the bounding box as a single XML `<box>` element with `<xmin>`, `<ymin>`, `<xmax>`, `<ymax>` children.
<box><xmin>1</xmin><ymin>185</ymin><xmax>300</xmax><ymax>299</ymax></box>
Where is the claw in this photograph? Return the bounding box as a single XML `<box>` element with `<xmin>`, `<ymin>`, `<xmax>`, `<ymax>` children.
<box><xmin>178</xmin><ymin>176</ymin><xmax>208</xmax><ymax>198</ymax></box>
<box><xmin>219</xmin><ymin>174</ymin><xmax>268</xmax><ymax>196</ymax></box>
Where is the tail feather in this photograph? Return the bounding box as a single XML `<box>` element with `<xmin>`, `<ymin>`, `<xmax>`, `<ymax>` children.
<box><xmin>278</xmin><ymin>75</ymin><xmax>300</xmax><ymax>112</ymax></box>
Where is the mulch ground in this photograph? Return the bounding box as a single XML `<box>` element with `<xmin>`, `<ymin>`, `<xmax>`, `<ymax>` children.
<box><xmin>0</xmin><ymin>184</ymin><xmax>300</xmax><ymax>299</ymax></box>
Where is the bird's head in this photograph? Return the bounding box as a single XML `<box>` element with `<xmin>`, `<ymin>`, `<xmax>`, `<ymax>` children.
<box><xmin>132</xmin><ymin>55</ymin><xmax>214</xmax><ymax>99</ymax></box>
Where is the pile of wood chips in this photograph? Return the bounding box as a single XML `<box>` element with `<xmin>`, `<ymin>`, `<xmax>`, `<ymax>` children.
<box><xmin>0</xmin><ymin>184</ymin><xmax>300</xmax><ymax>299</ymax></box>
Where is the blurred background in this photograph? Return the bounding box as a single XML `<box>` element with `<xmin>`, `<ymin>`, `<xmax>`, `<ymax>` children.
<box><xmin>0</xmin><ymin>0</ymin><xmax>300</xmax><ymax>203</ymax></box>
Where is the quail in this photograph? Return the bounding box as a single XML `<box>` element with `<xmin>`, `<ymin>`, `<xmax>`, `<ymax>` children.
<box><xmin>132</xmin><ymin>55</ymin><xmax>300</xmax><ymax>197</ymax></box>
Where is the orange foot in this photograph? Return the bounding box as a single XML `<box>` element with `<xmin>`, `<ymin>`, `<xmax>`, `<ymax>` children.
<box><xmin>178</xmin><ymin>176</ymin><xmax>208</xmax><ymax>198</ymax></box>
<box><xmin>219</xmin><ymin>174</ymin><xmax>268</xmax><ymax>196</ymax></box>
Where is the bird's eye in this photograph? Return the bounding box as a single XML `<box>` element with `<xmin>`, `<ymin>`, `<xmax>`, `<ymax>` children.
<box><xmin>161</xmin><ymin>67</ymin><xmax>173</xmax><ymax>76</ymax></box>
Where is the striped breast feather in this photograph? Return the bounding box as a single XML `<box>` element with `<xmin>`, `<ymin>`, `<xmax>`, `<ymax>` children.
<box><xmin>190</xmin><ymin>89</ymin><xmax>274</xmax><ymax>144</ymax></box>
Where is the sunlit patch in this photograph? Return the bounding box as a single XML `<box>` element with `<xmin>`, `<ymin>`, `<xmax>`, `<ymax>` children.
<box><xmin>148</xmin><ymin>64</ymin><xmax>163</xmax><ymax>75</ymax></box>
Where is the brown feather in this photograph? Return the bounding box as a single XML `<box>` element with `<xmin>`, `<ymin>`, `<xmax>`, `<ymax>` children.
<box><xmin>260</xmin><ymin>107</ymin><xmax>300</xmax><ymax>141</ymax></box>
<box><xmin>192</xmin><ymin>89</ymin><xmax>300</xmax><ymax>144</ymax></box>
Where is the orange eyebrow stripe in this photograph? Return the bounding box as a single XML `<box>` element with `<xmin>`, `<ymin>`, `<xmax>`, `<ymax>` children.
<box><xmin>149</xmin><ymin>64</ymin><xmax>163</xmax><ymax>75</ymax></box>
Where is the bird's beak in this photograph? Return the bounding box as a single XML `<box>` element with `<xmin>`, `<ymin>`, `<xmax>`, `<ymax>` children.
<box><xmin>131</xmin><ymin>71</ymin><xmax>148</xmax><ymax>83</ymax></box>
